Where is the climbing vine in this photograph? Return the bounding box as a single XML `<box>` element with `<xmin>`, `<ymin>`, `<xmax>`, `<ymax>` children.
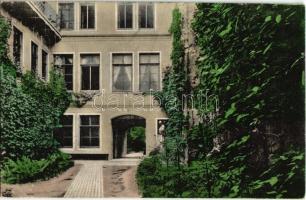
<box><xmin>154</xmin><ymin>7</ymin><xmax>187</xmax><ymax>163</ymax></box>
<box><xmin>0</xmin><ymin>16</ymin><xmax>71</xmax><ymax>160</ymax></box>
<box><xmin>137</xmin><ymin>4</ymin><xmax>305</xmax><ymax>198</ymax></box>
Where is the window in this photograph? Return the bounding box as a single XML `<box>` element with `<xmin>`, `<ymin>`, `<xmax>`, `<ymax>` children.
<box><xmin>13</xmin><ymin>27</ymin><xmax>23</xmax><ymax>67</ymax></box>
<box><xmin>139</xmin><ymin>53</ymin><xmax>160</xmax><ymax>92</ymax></box>
<box><xmin>59</xmin><ymin>3</ymin><xmax>74</xmax><ymax>30</ymax></box>
<box><xmin>118</xmin><ymin>3</ymin><xmax>133</xmax><ymax>29</ymax></box>
<box><xmin>112</xmin><ymin>53</ymin><xmax>132</xmax><ymax>92</ymax></box>
<box><xmin>81</xmin><ymin>54</ymin><xmax>100</xmax><ymax>90</ymax></box>
<box><xmin>31</xmin><ymin>42</ymin><xmax>38</xmax><ymax>73</ymax></box>
<box><xmin>42</xmin><ymin>50</ymin><xmax>48</xmax><ymax>80</ymax></box>
<box><xmin>80</xmin><ymin>115</ymin><xmax>100</xmax><ymax>148</ymax></box>
<box><xmin>80</xmin><ymin>3</ymin><xmax>95</xmax><ymax>29</ymax></box>
<box><xmin>139</xmin><ymin>3</ymin><xmax>154</xmax><ymax>28</ymax></box>
<box><xmin>54</xmin><ymin>115</ymin><xmax>73</xmax><ymax>148</ymax></box>
<box><xmin>54</xmin><ymin>54</ymin><xmax>73</xmax><ymax>90</ymax></box>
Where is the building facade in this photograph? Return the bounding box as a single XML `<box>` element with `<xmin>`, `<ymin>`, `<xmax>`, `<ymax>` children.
<box><xmin>1</xmin><ymin>1</ymin><xmax>180</xmax><ymax>159</ymax></box>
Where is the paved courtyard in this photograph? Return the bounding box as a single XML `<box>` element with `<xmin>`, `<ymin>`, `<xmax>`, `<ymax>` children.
<box><xmin>64</xmin><ymin>158</ymin><xmax>141</xmax><ymax>198</ymax></box>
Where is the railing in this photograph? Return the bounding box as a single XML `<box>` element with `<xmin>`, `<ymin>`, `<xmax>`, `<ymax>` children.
<box><xmin>32</xmin><ymin>1</ymin><xmax>60</xmax><ymax>29</ymax></box>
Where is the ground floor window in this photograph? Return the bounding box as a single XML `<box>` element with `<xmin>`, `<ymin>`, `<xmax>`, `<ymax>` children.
<box><xmin>54</xmin><ymin>115</ymin><xmax>73</xmax><ymax>148</ymax></box>
<box><xmin>80</xmin><ymin>115</ymin><xmax>100</xmax><ymax>148</ymax></box>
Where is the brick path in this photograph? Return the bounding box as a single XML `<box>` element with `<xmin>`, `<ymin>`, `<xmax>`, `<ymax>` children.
<box><xmin>64</xmin><ymin>159</ymin><xmax>140</xmax><ymax>198</ymax></box>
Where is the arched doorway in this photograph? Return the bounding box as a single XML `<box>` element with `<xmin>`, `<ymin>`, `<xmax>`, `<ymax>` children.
<box><xmin>111</xmin><ymin>115</ymin><xmax>146</xmax><ymax>158</ymax></box>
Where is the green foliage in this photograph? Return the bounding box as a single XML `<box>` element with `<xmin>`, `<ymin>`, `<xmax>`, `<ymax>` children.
<box><xmin>192</xmin><ymin>4</ymin><xmax>305</xmax><ymax>131</ymax></box>
<box><xmin>136</xmin><ymin>155</ymin><xmax>188</xmax><ymax>197</ymax></box>
<box><xmin>153</xmin><ymin>7</ymin><xmax>187</xmax><ymax>163</ymax></box>
<box><xmin>250</xmin><ymin>149</ymin><xmax>305</xmax><ymax>198</ymax></box>
<box><xmin>138</xmin><ymin>4</ymin><xmax>305</xmax><ymax>198</ymax></box>
<box><xmin>0</xmin><ymin>17</ymin><xmax>71</xmax><ymax>160</ymax></box>
<box><xmin>127</xmin><ymin>127</ymin><xmax>145</xmax><ymax>152</ymax></box>
<box><xmin>1</xmin><ymin>151</ymin><xmax>73</xmax><ymax>184</ymax></box>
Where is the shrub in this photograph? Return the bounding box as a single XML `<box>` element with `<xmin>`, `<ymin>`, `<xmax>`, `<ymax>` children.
<box><xmin>1</xmin><ymin>151</ymin><xmax>73</xmax><ymax>184</ymax></box>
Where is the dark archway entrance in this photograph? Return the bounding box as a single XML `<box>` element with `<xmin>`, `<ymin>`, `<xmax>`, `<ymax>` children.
<box><xmin>111</xmin><ymin>115</ymin><xmax>146</xmax><ymax>158</ymax></box>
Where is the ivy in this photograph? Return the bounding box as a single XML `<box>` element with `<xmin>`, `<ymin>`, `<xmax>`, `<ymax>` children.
<box><xmin>154</xmin><ymin>7</ymin><xmax>187</xmax><ymax>163</ymax></box>
<box><xmin>0</xmin><ymin>17</ymin><xmax>71</xmax><ymax>160</ymax></box>
<box><xmin>137</xmin><ymin>4</ymin><xmax>305</xmax><ymax>198</ymax></box>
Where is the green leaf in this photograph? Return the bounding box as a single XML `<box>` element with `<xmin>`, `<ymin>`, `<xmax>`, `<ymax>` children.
<box><xmin>265</xmin><ymin>16</ymin><xmax>272</xmax><ymax>22</ymax></box>
<box><xmin>219</xmin><ymin>22</ymin><xmax>233</xmax><ymax>37</ymax></box>
<box><xmin>266</xmin><ymin>176</ymin><xmax>278</xmax><ymax>186</ymax></box>
<box><xmin>275</xmin><ymin>14</ymin><xmax>282</xmax><ymax>23</ymax></box>
<box><xmin>263</xmin><ymin>43</ymin><xmax>272</xmax><ymax>55</ymax></box>
<box><xmin>292</xmin><ymin>154</ymin><xmax>303</xmax><ymax>161</ymax></box>
<box><xmin>225</xmin><ymin>103</ymin><xmax>236</xmax><ymax>118</ymax></box>
<box><xmin>236</xmin><ymin>114</ymin><xmax>249</xmax><ymax>122</ymax></box>
<box><xmin>252</xmin><ymin>86</ymin><xmax>260</xmax><ymax>93</ymax></box>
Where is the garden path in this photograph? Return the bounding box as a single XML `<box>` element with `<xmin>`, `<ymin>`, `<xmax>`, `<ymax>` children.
<box><xmin>64</xmin><ymin>158</ymin><xmax>141</xmax><ymax>198</ymax></box>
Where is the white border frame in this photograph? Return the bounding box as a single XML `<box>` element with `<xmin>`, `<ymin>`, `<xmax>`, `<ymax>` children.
<box><xmin>77</xmin><ymin>113</ymin><xmax>102</xmax><ymax>151</ymax></box>
<box><xmin>79</xmin><ymin>52</ymin><xmax>102</xmax><ymax>92</ymax></box>
<box><xmin>110</xmin><ymin>51</ymin><xmax>135</xmax><ymax>93</ymax></box>
<box><xmin>137</xmin><ymin>51</ymin><xmax>162</xmax><ymax>93</ymax></box>
<box><xmin>52</xmin><ymin>52</ymin><xmax>76</xmax><ymax>92</ymax></box>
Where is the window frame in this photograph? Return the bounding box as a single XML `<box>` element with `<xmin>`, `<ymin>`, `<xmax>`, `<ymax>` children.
<box><xmin>13</xmin><ymin>26</ymin><xmax>23</xmax><ymax>68</ymax></box>
<box><xmin>111</xmin><ymin>52</ymin><xmax>134</xmax><ymax>93</ymax></box>
<box><xmin>80</xmin><ymin>53</ymin><xmax>101</xmax><ymax>91</ymax></box>
<box><xmin>79</xmin><ymin>114</ymin><xmax>101</xmax><ymax>148</ymax></box>
<box><xmin>138</xmin><ymin>51</ymin><xmax>161</xmax><ymax>92</ymax></box>
<box><xmin>58</xmin><ymin>2</ymin><xmax>75</xmax><ymax>30</ymax></box>
<box><xmin>116</xmin><ymin>2</ymin><xmax>134</xmax><ymax>30</ymax></box>
<box><xmin>138</xmin><ymin>3</ymin><xmax>155</xmax><ymax>29</ymax></box>
<box><xmin>30</xmin><ymin>41</ymin><xmax>38</xmax><ymax>74</ymax></box>
<box><xmin>53</xmin><ymin>53</ymin><xmax>75</xmax><ymax>91</ymax></box>
<box><xmin>41</xmin><ymin>50</ymin><xmax>48</xmax><ymax>80</ymax></box>
<box><xmin>54</xmin><ymin>114</ymin><xmax>74</xmax><ymax>148</ymax></box>
<box><xmin>79</xmin><ymin>2</ymin><xmax>96</xmax><ymax>30</ymax></box>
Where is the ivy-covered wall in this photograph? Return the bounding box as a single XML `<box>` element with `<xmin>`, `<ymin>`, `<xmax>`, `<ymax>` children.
<box><xmin>137</xmin><ymin>4</ymin><xmax>305</xmax><ymax>198</ymax></box>
<box><xmin>0</xmin><ymin>17</ymin><xmax>71</xmax><ymax>160</ymax></box>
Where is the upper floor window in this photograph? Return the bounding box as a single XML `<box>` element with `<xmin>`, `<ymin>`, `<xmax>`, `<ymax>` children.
<box><xmin>139</xmin><ymin>53</ymin><xmax>160</xmax><ymax>92</ymax></box>
<box><xmin>139</xmin><ymin>3</ymin><xmax>154</xmax><ymax>29</ymax></box>
<box><xmin>112</xmin><ymin>53</ymin><xmax>133</xmax><ymax>92</ymax></box>
<box><xmin>80</xmin><ymin>3</ymin><xmax>95</xmax><ymax>29</ymax></box>
<box><xmin>80</xmin><ymin>115</ymin><xmax>100</xmax><ymax>148</ymax></box>
<box><xmin>54</xmin><ymin>115</ymin><xmax>73</xmax><ymax>148</ymax></box>
<box><xmin>59</xmin><ymin>3</ymin><xmax>74</xmax><ymax>30</ymax></box>
<box><xmin>31</xmin><ymin>42</ymin><xmax>38</xmax><ymax>74</ymax></box>
<box><xmin>54</xmin><ymin>54</ymin><xmax>73</xmax><ymax>90</ymax></box>
<box><xmin>81</xmin><ymin>54</ymin><xmax>100</xmax><ymax>90</ymax></box>
<box><xmin>13</xmin><ymin>27</ymin><xmax>23</xmax><ymax>67</ymax></box>
<box><xmin>42</xmin><ymin>50</ymin><xmax>48</xmax><ymax>80</ymax></box>
<box><xmin>118</xmin><ymin>3</ymin><xmax>133</xmax><ymax>29</ymax></box>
